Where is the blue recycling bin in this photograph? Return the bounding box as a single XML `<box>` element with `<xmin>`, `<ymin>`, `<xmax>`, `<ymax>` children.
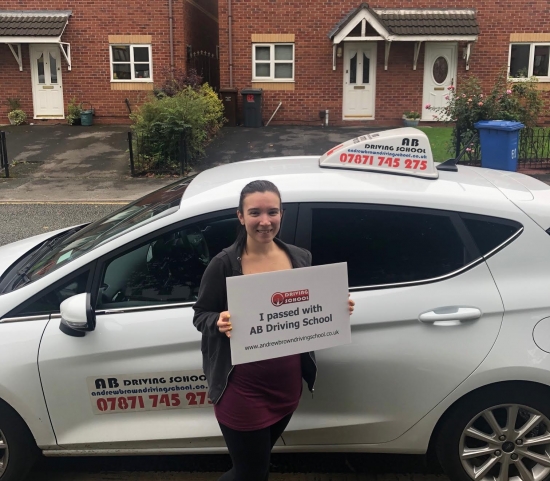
<box><xmin>474</xmin><ymin>120</ymin><xmax>524</xmax><ymax>171</ymax></box>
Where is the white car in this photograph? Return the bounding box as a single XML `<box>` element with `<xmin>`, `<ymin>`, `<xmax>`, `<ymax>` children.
<box><xmin>1</xmin><ymin>128</ymin><xmax>550</xmax><ymax>481</ymax></box>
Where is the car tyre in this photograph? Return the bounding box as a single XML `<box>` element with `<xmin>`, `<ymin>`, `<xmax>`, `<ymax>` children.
<box><xmin>0</xmin><ymin>401</ymin><xmax>39</xmax><ymax>481</ymax></box>
<box><xmin>436</xmin><ymin>383</ymin><xmax>550</xmax><ymax>481</ymax></box>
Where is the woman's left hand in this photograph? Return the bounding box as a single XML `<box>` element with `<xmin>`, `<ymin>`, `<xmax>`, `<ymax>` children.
<box><xmin>348</xmin><ymin>294</ymin><xmax>355</xmax><ymax>315</ymax></box>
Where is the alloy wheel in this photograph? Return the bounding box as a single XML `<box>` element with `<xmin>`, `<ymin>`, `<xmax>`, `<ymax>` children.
<box><xmin>0</xmin><ymin>427</ymin><xmax>8</xmax><ymax>477</ymax></box>
<box><xmin>460</xmin><ymin>403</ymin><xmax>550</xmax><ymax>481</ymax></box>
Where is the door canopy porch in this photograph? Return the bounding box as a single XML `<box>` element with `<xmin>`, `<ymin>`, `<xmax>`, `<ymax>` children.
<box><xmin>0</xmin><ymin>10</ymin><xmax>72</xmax><ymax>71</ymax></box>
<box><xmin>328</xmin><ymin>4</ymin><xmax>479</xmax><ymax>71</ymax></box>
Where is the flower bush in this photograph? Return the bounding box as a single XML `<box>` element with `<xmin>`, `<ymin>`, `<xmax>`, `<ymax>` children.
<box><xmin>426</xmin><ymin>71</ymin><xmax>545</xmax><ymax>158</ymax></box>
<box><xmin>403</xmin><ymin>110</ymin><xmax>421</xmax><ymax>120</ymax></box>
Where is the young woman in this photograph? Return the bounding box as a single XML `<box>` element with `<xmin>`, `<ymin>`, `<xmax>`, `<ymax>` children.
<box><xmin>193</xmin><ymin>180</ymin><xmax>354</xmax><ymax>481</ymax></box>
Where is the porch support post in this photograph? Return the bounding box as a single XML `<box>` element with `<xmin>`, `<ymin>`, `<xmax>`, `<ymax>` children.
<box><xmin>413</xmin><ymin>41</ymin><xmax>423</xmax><ymax>70</ymax></box>
<box><xmin>384</xmin><ymin>41</ymin><xmax>391</xmax><ymax>70</ymax></box>
<box><xmin>7</xmin><ymin>44</ymin><xmax>23</xmax><ymax>71</ymax></box>
<box><xmin>59</xmin><ymin>42</ymin><xmax>71</xmax><ymax>70</ymax></box>
<box><xmin>463</xmin><ymin>42</ymin><xmax>472</xmax><ymax>71</ymax></box>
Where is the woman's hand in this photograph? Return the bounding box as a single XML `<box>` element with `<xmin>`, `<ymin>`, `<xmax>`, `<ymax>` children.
<box><xmin>348</xmin><ymin>295</ymin><xmax>355</xmax><ymax>315</ymax></box>
<box><xmin>217</xmin><ymin>311</ymin><xmax>232</xmax><ymax>337</ymax></box>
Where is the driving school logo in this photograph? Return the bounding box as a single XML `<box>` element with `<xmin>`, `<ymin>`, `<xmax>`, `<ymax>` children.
<box><xmin>271</xmin><ymin>289</ymin><xmax>310</xmax><ymax>307</ymax></box>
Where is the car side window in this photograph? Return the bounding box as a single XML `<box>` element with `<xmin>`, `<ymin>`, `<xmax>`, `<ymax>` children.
<box><xmin>9</xmin><ymin>270</ymin><xmax>90</xmax><ymax>317</ymax></box>
<box><xmin>310</xmin><ymin>207</ymin><xmax>470</xmax><ymax>288</ymax></box>
<box><xmin>96</xmin><ymin>216</ymin><xmax>240</xmax><ymax>309</ymax></box>
<box><xmin>460</xmin><ymin>213</ymin><xmax>522</xmax><ymax>256</ymax></box>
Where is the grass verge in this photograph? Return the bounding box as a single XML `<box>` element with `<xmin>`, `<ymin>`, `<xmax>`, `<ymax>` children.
<box><xmin>417</xmin><ymin>127</ymin><xmax>454</xmax><ymax>162</ymax></box>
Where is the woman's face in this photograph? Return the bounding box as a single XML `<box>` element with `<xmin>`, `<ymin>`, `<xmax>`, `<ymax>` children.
<box><xmin>238</xmin><ymin>191</ymin><xmax>282</xmax><ymax>245</ymax></box>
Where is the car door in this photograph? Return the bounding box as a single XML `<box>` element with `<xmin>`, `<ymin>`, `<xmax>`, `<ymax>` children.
<box><xmin>283</xmin><ymin>203</ymin><xmax>512</xmax><ymax>446</ymax></box>
<box><xmin>38</xmin><ymin>206</ymin><xmax>298</xmax><ymax>450</ymax></box>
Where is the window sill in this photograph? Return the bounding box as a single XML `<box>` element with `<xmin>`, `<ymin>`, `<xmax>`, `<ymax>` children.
<box><xmin>251</xmin><ymin>81</ymin><xmax>295</xmax><ymax>91</ymax></box>
<box><xmin>111</xmin><ymin>82</ymin><xmax>154</xmax><ymax>91</ymax></box>
<box><xmin>252</xmin><ymin>79</ymin><xmax>294</xmax><ymax>83</ymax></box>
<box><xmin>508</xmin><ymin>78</ymin><xmax>550</xmax><ymax>90</ymax></box>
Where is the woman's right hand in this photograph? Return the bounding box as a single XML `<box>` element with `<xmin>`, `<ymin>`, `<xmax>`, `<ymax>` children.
<box><xmin>217</xmin><ymin>311</ymin><xmax>232</xmax><ymax>337</ymax></box>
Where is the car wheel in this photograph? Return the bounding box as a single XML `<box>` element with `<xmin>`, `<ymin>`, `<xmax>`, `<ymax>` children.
<box><xmin>0</xmin><ymin>401</ymin><xmax>38</xmax><ymax>481</ymax></box>
<box><xmin>437</xmin><ymin>384</ymin><xmax>550</xmax><ymax>481</ymax></box>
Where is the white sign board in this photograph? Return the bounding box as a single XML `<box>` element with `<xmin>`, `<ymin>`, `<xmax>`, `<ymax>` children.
<box><xmin>227</xmin><ymin>263</ymin><xmax>351</xmax><ymax>365</ymax></box>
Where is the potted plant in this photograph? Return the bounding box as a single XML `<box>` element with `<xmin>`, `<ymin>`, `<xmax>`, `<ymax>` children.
<box><xmin>67</xmin><ymin>97</ymin><xmax>82</xmax><ymax>125</ymax></box>
<box><xmin>402</xmin><ymin>111</ymin><xmax>421</xmax><ymax>127</ymax></box>
<box><xmin>6</xmin><ymin>98</ymin><xmax>27</xmax><ymax>125</ymax></box>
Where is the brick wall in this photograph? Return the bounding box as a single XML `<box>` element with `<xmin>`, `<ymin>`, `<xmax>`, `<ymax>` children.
<box><xmin>0</xmin><ymin>0</ymin><xmax>218</xmax><ymax>124</ymax></box>
<box><xmin>218</xmin><ymin>0</ymin><xmax>550</xmax><ymax>126</ymax></box>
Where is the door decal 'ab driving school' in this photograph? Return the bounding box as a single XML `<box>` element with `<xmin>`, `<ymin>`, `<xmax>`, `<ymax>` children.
<box><xmin>87</xmin><ymin>370</ymin><xmax>211</xmax><ymax>415</ymax></box>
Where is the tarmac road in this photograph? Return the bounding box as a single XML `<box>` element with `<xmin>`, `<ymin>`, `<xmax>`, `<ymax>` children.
<box><xmin>27</xmin><ymin>452</ymin><xmax>446</xmax><ymax>481</ymax></box>
<box><xmin>0</xmin><ymin>202</ymin><xmax>121</xmax><ymax>246</ymax></box>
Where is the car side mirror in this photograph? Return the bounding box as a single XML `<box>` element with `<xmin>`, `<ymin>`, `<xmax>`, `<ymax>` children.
<box><xmin>59</xmin><ymin>293</ymin><xmax>96</xmax><ymax>337</ymax></box>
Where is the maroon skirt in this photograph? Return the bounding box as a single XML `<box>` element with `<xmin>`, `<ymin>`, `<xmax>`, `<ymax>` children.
<box><xmin>214</xmin><ymin>354</ymin><xmax>303</xmax><ymax>431</ymax></box>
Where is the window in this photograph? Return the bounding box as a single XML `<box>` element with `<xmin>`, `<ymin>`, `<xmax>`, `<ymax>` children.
<box><xmin>253</xmin><ymin>44</ymin><xmax>294</xmax><ymax>81</ymax></box>
<box><xmin>9</xmin><ymin>270</ymin><xmax>90</xmax><ymax>317</ymax></box>
<box><xmin>308</xmin><ymin>206</ymin><xmax>472</xmax><ymax>288</ymax></box>
<box><xmin>509</xmin><ymin>43</ymin><xmax>550</xmax><ymax>80</ymax></box>
<box><xmin>110</xmin><ymin>44</ymin><xmax>152</xmax><ymax>81</ymax></box>
<box><xmin>96</xmin><ymin>216</ymin><xmax>240</xmax><ymax>309</ymax></box>
<box><xmin>461</xmin><ymin>213</ymin><xmax>522</xmax><ymax>256</ymax></box>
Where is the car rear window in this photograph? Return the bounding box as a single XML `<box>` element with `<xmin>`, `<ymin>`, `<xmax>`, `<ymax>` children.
<box><xmin>310</xmin><ymin>206</ymin><xmax>473</xmax><ymax>288</ymax></box>
<box><xmin>460</xmin><ymin>214</ymin><xmax>523</xmax><ymax>256</ymax></box>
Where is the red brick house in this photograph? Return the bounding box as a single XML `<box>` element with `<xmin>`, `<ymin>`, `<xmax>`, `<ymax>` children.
<box><xmin>0</xmin><ymin>0</ymin><xmax>218</xmax><ymax>124</ymax></box>
<box><xmin>218</xmin><ymin>1</ymin><xmax>550</xmax><ymax>126</ymax></box>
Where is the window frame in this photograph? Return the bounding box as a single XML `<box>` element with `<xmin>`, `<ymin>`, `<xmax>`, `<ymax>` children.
<box><xmin>295</xmin><ymin>203</ymin><xmax>523</xmax><ymax>292</ymax></box>
<box><xmin>508</xmin><ymin>42</ymin><xmax>550</xmax><ymax>82</ymax></box>
<box><xmin>91</xmin><ymin>204</ymin><xmax>299</xmax><ymax>316</ymax></box>
<box><xmin>252</xmin><ymin>43</ymin><xmax>295</xmax><ymax>82</ymax></box>
<box><xmin>109</xmin><ymin>44</ymin><xmax>153</xmax><ymax>83</ymax></box>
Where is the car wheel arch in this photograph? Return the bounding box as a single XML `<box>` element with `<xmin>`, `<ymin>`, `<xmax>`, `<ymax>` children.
<box><xmin>426</xmin><ymin>380</ymin><xmax>550</xmax><ymax>467</ymax></box>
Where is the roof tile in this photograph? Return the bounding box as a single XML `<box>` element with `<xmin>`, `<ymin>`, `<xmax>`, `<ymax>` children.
<box><xmin>0</xmin><ymin>11</ymin><xmax>71</xmax><ymax>37</ymax></box>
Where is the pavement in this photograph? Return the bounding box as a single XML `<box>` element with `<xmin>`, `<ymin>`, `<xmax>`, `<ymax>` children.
<box><xmin>1</xmin><ymin>123</ymin><xmax>550</xmax><ymax>203</ymax></box>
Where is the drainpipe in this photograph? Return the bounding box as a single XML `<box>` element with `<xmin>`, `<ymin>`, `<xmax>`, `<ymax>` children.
<box><xmin>168</xmin><ymin>0</ymin><xmax>175</xmax><ymax>79</ymax></box>
<box><xmin>228</xmin><ymin>0</ymin><xmax>233</xmax><ymax>87</ymax></box>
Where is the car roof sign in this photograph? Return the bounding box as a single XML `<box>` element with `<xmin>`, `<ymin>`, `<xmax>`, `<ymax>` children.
<box><xmin>319</xmin><ymin>128</ymin><xmax>438</xmax><ymax>179</ymax></box>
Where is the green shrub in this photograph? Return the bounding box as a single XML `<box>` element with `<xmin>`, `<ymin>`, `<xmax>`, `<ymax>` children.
<box><xmin>7</xmin><ymin>109</ymin><xmax>27</xmax><ymax>125</ymax></box>
<box><xmin>131</xmin><ymin>83</ymin><xmax>225</xmax><ymax>170</ymax></box>
<box><xmin>67</xmin><ymin>97</ymin><xmax>82</xmax><ymax>125</ymax></box>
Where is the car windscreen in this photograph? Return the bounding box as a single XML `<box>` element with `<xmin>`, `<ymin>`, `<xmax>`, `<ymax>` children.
<box><xmin>12</xmin><ymin>177</ymin><xmax>195</xmax><ymax>290</ymax></box>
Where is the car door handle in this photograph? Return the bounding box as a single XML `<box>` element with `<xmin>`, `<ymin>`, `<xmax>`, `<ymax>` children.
<box><xmin>418</xmin><ymin>307</ymin><xmax>482</xmax><ymax>326</ymax></box>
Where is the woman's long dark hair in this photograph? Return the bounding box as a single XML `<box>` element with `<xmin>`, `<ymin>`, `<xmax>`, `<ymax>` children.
<box><xmin>236</xmin><ymin>180</ymin><xmax>282</xmax><ymax>255</ymax></box>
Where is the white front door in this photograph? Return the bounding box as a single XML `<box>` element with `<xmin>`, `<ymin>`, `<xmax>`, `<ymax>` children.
<box><xmin>343</xmin><ymin>43</ymin><xmax>376</xmax><ymax>120</ymax></box>
<box><xmin>422</xmin><ymin>43</ymin><xmax>457</xmax><ymax>120</ymax></box>
<box><xmin>30</xmin><ymin>44</ymin><xmax>64</xmax><ymax>119</ymax></box>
